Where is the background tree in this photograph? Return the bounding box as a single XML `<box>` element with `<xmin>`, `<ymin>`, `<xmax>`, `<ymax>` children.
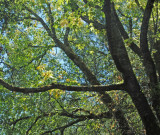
<box><xmin>0</xmin><ymin>0</ymin><xmax>160</xmax><ymax>134</ymax></box>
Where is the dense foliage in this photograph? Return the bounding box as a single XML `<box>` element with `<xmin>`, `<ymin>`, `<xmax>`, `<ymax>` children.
<box><xmin>0</xmin><ymin>0</ymin><xmax>160</xmax><ymax>134</ymax></box>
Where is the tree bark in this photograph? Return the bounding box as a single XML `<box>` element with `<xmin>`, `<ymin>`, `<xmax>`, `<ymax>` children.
<box><xmin>104</xmin><ymin>0</ymin><xmax>160</xmax><ymax>134</ymax></box>
<box><xmin>139</xmin><ymin>0</ymin><xmax>160</xmax><ymax>121</ymax></box>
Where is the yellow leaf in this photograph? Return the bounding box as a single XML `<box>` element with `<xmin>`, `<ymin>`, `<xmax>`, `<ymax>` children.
<box><xmin>90</xmin><ymin>27</ymin><xmax>94</xmax><ymax>31</ymax></box>
<box><xmin>60</xmin><ymin>19</ymin><xmax>68</xmax><ymax>27</ymax></box>
<box><xmin>152</xmin><ymin>49</ymin><xmax>157</xmax><ymax>54</ymax></box>
<box><xmin>34</xmin><ymin>23</ymin><xmax>37</xmax><ymax>27</ymax></box>
<box><xmin>58</xmin><ymin>75</ymin><xmax>63</xmax><ymax>79</ymax></box>
<box><xmin>89</xmin><ymin>51</ymin><xmax>94</xmax><ymax>54</ymax></box>
<box><xmin>36</xmin><ymin>66</ymin><xmax>41</xmax><ymax>70</ymax></box>
<box><xmin>49</xmin><ymin>89</ymin><xmax>54</xmax><ymax>96</ymax></box>
<box><xmin>42</xmin><ymin>70</ymin><xmax>53</xmax><ymax>78</ymax></box>
<box><xmin>78</xmin><ymin>18</ymin><xmax>83</xmax><ymax>26</ymax></box>
<box><xmin>57</xmin><ymin>7</ymin><xmax>61</xmax><ymax>11</ymax></box>
<box><xmin>36</xmin><ymin>64</ymin><xmax>45</xmax><ymax>70</ymax></box>
<box><xmin>55</xmin><ymin>92</ymin><xmax>60</xmax><ymax>99</ymax></box>
<box><xmin>111</xmin><ymin>123</ymin><xmax>115</xmax><ymax>129</ymax></box>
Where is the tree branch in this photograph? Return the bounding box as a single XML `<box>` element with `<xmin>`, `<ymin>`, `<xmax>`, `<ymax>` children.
<box><xmin>0</xmin><ymin>78</ymin><xmax>125</xmax><ymax>93</ymax></box>
<box><xmin>135</xmin><ymin>0</ymin><xmax>144</xmax><ymax>12</ymax></box>
<box><xmin>40</xmin><ymin>110</ymin><xmax>112</xmax><ymax>134</ymax></box>
<box><xmin>81</xmin><ymin>16</ymin><xmax>105</xmax><ymax>30</ymax></box>
<box><xmin>140</xmin><ymin>0</ymin><xmax>157</xmax><ymax>85</ymax></box>
<box><xmin>24</xmin><ymin>5</ymin><xmax>54</xmax><ymax>38</ymax></box>
<box><xmin>83</xmin><ymin>0</ymin><xmax>102</xmax><ymax>9</ymax></box>
<box><xmin>64</xmin><ymin>27</ymin><xmax>70</xmax><ymax>45</ymax></box>
<box><xmin>10</xmin><ymin>116</ymin><xmax>31</xmax><ymax>126</ymax></box>
<box><xmin>24</xmin><ymin>5</ymin><xmax>66</xmax><ymax>49</ymax></box>
<box><xmin>10</xmin><ymin>109</ymin><xmax>112</xmax><ymax>132</ymax></box>
<box><xmin>47</xmin><ymin>3</ymin><xmax>56</xmax><ymax>35</ymax></box>
<box><xmin>41</xmin><ymin>118</ymin><xmax>85</xmax><ymax>135</ymax></box>
<box><xmin>70</xmin><ymin>0</ymin><xmax>105</xmax><ymax>30</ymax></box>
<box><xmin>41</xmin><ymin>109</ymin><xmax>112</xmax><ymax>135</ymax></box>
<box><xmin>112</xmin><ymin>3</ymin><xmax>142</xmax><ymax>57</ymax></box>
<box><xmin>26</xmin><ymin>116</ymin><xmax>41</xmax><ymax>135</ymax></box>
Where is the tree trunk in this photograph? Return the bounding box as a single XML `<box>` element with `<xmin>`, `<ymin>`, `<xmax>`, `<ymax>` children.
<box><xmin>125</xmin><ymin>76</ymin><xmax>160</xmax><ymax>134</ymax></box>
<box><xmin>103</xmin><ymin>0</ymin><xmax>160</xmax><ymax>134</ymax></box>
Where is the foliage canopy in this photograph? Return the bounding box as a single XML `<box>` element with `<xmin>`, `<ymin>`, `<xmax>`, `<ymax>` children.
<box><xmin>0</xmin><ymin>0</ymin><xmax>160</xmax><ymax>134</ymax></box>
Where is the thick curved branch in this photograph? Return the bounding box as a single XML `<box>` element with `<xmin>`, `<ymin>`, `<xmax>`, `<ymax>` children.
<box><xmin>0</xmin><ymin>78</ymin><xmax>125</xmax><ymax>93</ymax></box>
<box><xmin>140</xmin><ymin>0</ymin><xmax>157</xmax><ymax>85</ymax></box>
<box><xmin>140</xmin><ymin>0</ymin><xmax>160</xmax><ymax>121</ymax></box>
<box><xmin>140</xmin><ymin>0</ymin><xmax>155</xmax><ymax>51</ymax></box>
